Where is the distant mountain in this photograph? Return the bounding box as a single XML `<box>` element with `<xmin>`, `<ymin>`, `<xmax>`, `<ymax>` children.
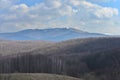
<box><xmin>0</xmin><ymin>28</ymin><xmax>106</xmax><ymax>41</ymax></box>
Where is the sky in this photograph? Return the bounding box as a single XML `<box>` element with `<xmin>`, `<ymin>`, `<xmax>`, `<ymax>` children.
<box><xmin>0</xmin><ymin>0</ymin><xmax>120</xmax><ymax>35</ymax></box>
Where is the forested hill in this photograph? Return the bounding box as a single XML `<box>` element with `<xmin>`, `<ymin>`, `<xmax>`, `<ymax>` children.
<box><xmin>0</xmin><ymin>40</ymin><xmax>54</xmax><ymax>56</ymax></box>
<box><xmin>0</xmin><ymin>37</ymin><xmax>120</xmax><ymax>80</ymax></box>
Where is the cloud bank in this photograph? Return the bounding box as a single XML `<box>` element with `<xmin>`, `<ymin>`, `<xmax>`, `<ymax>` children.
<box><xmin>0</xmin><ymin>0</ymin><xmax>119</xmax><ymax>34</ymax></box>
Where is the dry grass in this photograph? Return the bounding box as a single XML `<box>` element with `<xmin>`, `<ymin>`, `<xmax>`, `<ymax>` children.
<box><xmin>0</xmin><ymin>73</ymin><xmax>82</xmax><ymax>80</ymax></box>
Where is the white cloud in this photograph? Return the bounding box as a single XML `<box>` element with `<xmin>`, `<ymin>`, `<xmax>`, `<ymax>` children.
<box><xmin>10</xmin><ymin>4</ymin><xmax>29</xmax><ymax>13</ymax></box>
<box><xmin>94</xmin><ymin>7</ymin><xmax>118</xmax><ymax>18</ymax></box>
<box><xmin>68</xmin><ymin>0</ymin><xmax>81</xmax><ymax>6</ymax></box>
<box><xmin>44</xmin><ymin>0</ymin><xmax>62</xmax><ymax>8</ymax></box>
<box><xmin>0</xmin><ymin>0</ymin><xmax>120</xmax><ymax>34</ymax></box>
<box><xmin>71</xmin><ymin>1</ymin><xmax>119</xmax><ymax>18</ymax></box>
<box><xmin>58</xmin><ymin>5</ymin><xmax>74</xmax><ymax>16</ymax></box>
<box><xmin>0</xmin><ymin>0</ymin><xmax>17</xmax><ymax>9</ymax></box>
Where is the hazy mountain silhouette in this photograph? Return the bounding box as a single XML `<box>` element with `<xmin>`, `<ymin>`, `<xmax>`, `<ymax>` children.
<box><xmin>0</xmin><ymin>28</ymin><xmax>105</xmax><ymax>41</ymax></box>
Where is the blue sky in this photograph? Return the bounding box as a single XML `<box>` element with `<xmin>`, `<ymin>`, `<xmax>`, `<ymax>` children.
<box><xmin>95</xmin><ymin>0</ymin><xmax>120</xmax><ymax>15</ymax></box>
<box><xmin>17</xmin><ymin>0</ymin><xmax>43</xmax><ymax>6</ymax></box>
<box><xmin>0</xmin><ymin>0</ymin><xmax>120</xmax><ymax>35</ymax></box>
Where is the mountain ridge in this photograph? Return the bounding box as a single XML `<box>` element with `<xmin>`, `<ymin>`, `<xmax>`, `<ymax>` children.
<box><xmin>0</xmin><ymin>28</ymin><xmax>106</xmax><ymax>41</ymax></box>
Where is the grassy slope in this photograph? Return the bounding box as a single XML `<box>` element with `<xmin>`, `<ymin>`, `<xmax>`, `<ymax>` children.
<box><xmin>0</xmin><ymin>73</ymin><xmax>82</xmax><ymax>80</ymax></box>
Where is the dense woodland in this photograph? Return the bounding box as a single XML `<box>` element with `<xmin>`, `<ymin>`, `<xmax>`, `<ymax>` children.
<box><xmin>0</xmin><ymin>37</ymin><xmax>120</xmax><ymax>80</ymax></box>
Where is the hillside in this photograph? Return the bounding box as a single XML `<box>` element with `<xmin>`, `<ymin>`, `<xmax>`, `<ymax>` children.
<box><xmin>0</xmin><ymin>40</ymin><xmax>54</xmax><ymax>56</ymax></box>
<box><xmin>0</xmin><ymin>28</ymin><xmax>105</xmax><ymax>41</ymax></box>
<box><xmin>0</xmin><ymin>37</ymin><xmax>120</xmax><ymax>80</ymax></box>
<box><xmin>0</xmin><ymin>73</ymin><xmax>82</xmax><ymax>80</ymax></box>
<box><xmin>31</xmin><ymin>37</ymin><xmax>120</xmax><ymax>55</ymax></box>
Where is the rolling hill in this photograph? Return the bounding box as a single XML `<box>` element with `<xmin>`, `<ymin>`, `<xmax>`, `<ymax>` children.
<box><xmin>0</xmin><ymin>40</ymin><xmax>54</xmax><ymax>56</ymax></box>
<box><xmin>0</xmin><ymin>37</ymin><xmax>120</xmax><ymax>80</ymax></box>
<box><xmin>0</xmin><ymin>28</ymin><xmax>105</xmax><ymax>41</ymax></box>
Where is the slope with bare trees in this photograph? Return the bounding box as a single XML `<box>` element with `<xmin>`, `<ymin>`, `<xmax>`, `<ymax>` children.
<box><xmin>0</xmin><ymin>37</ymin><xmax>120</xmax><ymax>80</ymax></box>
